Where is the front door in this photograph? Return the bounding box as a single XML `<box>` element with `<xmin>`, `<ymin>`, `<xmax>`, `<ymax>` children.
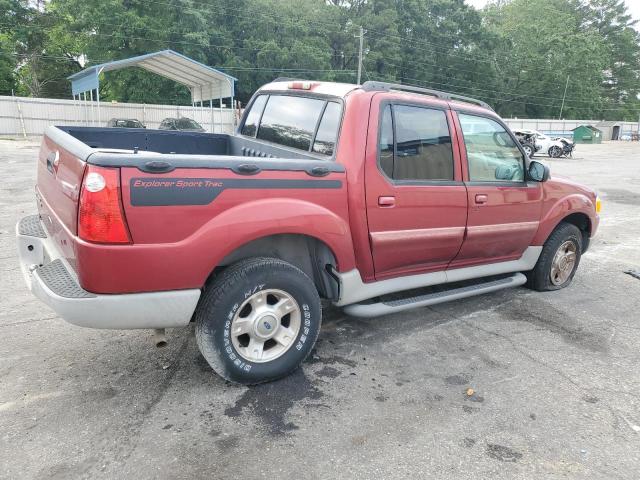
<box><xmin>365</xmin><ymin>98</ymin><xmax>468</xmax><ymax>280</ymax></box>
<box><xmin>450</xmin><ymin>111</ymin><xmax>542</xmax><ymax>269</ymax></box>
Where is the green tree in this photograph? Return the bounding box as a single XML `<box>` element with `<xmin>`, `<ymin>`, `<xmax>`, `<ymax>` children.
<box><xmin>0</xmin><ymin>33</ymin><xmax>16</xmax><ymax>95</ymax></box>
<box><xmin>482</xmin><ymin>0</ymin><xmax>608</xmax><ymax>118</ymax></box>
<box><xmin>575</xmin><ymin>0</ymin><xmax>640</xmax><ymax>119</ymax></box>
<box><xmin>1</xmin><ymin>0</ymin><xmax>638</xmax><ymax>120</ymax></box>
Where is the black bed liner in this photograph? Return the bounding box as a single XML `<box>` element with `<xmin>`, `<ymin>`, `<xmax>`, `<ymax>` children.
<box><xmin>55</xmin><ymin>126</ymin><xmax>344</xmax><ymax>175</ymax></box>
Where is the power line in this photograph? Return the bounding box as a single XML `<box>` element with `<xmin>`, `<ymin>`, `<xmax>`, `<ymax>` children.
<box><xmin>0</xmin><ymin>4</ymin><xmax>593</xmax><ymax>84</ymax></box>
<box><xmin>2</xmin><ymin>3</ymin><xmax>637</xmax><ymax>112</ymax></box>
<box><xmin>375</xmin><ymin>59</ymin><xmax>626</xmax><ymax>107</ymax></box>
<box><xmin>4</xmin><ymin>51</ymin><xmax>634</xmax><ymax>111</ymax></box>
<box><xmin>116</xmin><ymin>0</ymin><xmax>510</xmax><ymax>65</ymax></box>
<box><xmin>171</xmin><ymin>0</ymin><xmax>606</xmax><ymax>81</ymax></box>
<box><xmin>382</xmin><ymin>76</ymin><xmax>636</xmax><ymax>112</ymax></box>
<box><xmin>0</xmin><ymin>18</ymin><xmax>566</xmax><ymax>80</ymax></box>
<box><xmin>2</xmin><ymin>51</ymin><xmax>355</xmax><ymax>74</ymax></box>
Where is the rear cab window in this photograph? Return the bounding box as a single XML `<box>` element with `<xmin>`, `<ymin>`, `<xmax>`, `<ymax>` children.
<box><xmin>240</xmin><ymin>93</ymin><xmax>342</xmax><ymax>157</ymax></box>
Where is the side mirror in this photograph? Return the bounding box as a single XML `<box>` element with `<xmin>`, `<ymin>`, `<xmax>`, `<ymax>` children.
<box><xmin>528</xmin><ymin>160</ymin><xmax>550</xmax><ymax>182</ymax></box>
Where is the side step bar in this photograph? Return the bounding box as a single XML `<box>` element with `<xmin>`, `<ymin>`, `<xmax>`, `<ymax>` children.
<box><xmin>343</xmin><ymin>273</ymin><xmax>527</xmax><ymax>318</ymax></box>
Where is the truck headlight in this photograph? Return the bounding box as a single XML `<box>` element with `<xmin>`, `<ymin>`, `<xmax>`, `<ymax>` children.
<box><xmin>596</xmin><ymin>196</ymin><xmax>602</xmax><ymax>214</ymax></box>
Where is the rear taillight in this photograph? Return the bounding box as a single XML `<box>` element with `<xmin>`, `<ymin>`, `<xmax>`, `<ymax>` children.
<box><xmin>78</xmin><ymin>166</ymin><xmax>131</xmax><ymax>244</ymax></box>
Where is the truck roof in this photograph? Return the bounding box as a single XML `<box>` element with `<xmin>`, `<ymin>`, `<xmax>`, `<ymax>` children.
<box><xmin>258</xmin><ymin>79</ymin><xmax>494</xmax><ymax>114</ymax></box>
<box><xmin>258</xmin><ymin>80</ymin><xmax>360</xmax><ymax>98</ymax></box>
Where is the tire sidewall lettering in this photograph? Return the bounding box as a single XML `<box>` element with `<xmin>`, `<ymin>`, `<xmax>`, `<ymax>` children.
<box><xmin>296</xmin><ymin>303</ymin><xmax>312</xmax><ymax>351</ymax></box>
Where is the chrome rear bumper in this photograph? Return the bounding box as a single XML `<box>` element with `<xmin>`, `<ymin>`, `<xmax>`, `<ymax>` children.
<box><xmin>16</xmin><ymin>215</ymin><xmax>200</xmax><ymax>329</ymax></box>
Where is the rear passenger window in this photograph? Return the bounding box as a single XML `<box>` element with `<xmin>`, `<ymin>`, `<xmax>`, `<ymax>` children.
<box><xmin>241</xmin><ymin>95</ymin><xmax>267</xmax><ymax>137</ymax></box>
<box><xmin>257</xmin><ymin>95</ymin><xmax>325</xmax><ymax>151</ymax></box>
<box><xmin>378</xmin><ymin>105</ymin><xmax>454</xmax><ymax>181</ymax></box>
<box><xmin>312</xmin><ymin>102</ymin><xmax>341</xmax><ymax>155</ymax></box>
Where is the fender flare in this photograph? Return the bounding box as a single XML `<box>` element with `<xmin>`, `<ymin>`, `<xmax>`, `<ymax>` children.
<box><xmin>193</xmin><ymin>198</ymin><xmax>356</xmax><ymax>284</ymax></box>
<box><xmin>531</xmin><ymin>193</ymin><xmax>595</xmax><ymax>245</ymax></box>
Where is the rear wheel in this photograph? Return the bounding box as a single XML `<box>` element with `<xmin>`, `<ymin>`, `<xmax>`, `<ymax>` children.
<box><xmin>195</xmin><ymin>257</ymin><xmax>322</xmax><ymax>384</ymax></box>
<box><xmin>526</xmin><ymin>222</ymin><xmax>582</xmax><ymax>291</ymax></box>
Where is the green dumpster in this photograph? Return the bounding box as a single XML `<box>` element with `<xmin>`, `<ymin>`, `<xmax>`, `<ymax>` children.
<box><xmin>572</xmin><ymin>125</ymin><xmax>602</xmax><ymax>144</ymax></box>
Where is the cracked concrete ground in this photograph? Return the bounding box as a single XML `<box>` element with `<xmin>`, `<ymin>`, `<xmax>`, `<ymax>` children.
<box><xmin>0</xmin><ymin>138</ymin><xmax>639</xmax><ymax>479</ymax></box>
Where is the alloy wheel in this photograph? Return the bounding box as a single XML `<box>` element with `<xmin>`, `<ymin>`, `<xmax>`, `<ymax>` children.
<box><xmin>550</xmin><ymin>240</ymin><xmax>577</xmax><ymax>286</ymax></box>
<box><xmin>230</xmin><ymin>289</ymin><xmax>301</xmax><ymax>363</ymax></box>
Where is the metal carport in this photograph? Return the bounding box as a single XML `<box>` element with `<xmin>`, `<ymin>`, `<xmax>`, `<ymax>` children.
<box><xmin>67</xmin><ymin>50</ymin><xmax>237</xmax><ymax>132</ymax></box>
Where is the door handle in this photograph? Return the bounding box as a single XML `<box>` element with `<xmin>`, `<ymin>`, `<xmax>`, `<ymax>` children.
<box><xmin>475</xmin><ymin>194</ymin><xmax>488</xmax><ymax>204</ymax></box>
<box><xmin>378</xmin><ymin>196</ymin><xmax>396</xmax><ymax>208</ymax></box>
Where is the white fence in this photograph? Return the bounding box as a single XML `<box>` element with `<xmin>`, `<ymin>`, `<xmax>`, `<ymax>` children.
<box><xmin>503</xmin><ymin>118</ymin><xmax>639</xmax><ymax>140</ymax></box>
<box><xmin>0</xmin><ymin>95</ymin><xmax>237</xmax><ymax>136</ymax></box>
<box><xmin>2</xmin><ymin>95</ymin><xmax>639</xmax><ymax>140</ymax></box>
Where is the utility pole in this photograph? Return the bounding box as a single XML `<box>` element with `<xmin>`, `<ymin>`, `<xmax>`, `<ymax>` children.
<box><xmin>356</xmin><ymin>25</ymin><xmax>364</xmax><ymax>85</ymax></box>
<box><xmin>559</xmin><ymin>75</ymin><xmax>570</xmax><ymax>120</ymax></box>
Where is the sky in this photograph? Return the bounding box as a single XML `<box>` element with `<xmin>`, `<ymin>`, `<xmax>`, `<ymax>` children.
<box><xmin>465</xmin><ymin>0</ymin><xmax>640</xmax><ymax>23</ymax></box>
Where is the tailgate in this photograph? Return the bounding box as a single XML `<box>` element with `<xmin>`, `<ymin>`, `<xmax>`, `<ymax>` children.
<box><xmin>36</xmin><ymin>131</ymin><xmax>89</xmax><ymax>268</ymax></box>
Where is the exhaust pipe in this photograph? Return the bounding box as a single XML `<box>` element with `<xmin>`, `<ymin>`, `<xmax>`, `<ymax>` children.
<box><xmin>153</xmin><ymin>328</ymin><xmax>167</xmax><ymax>348</ymax></box>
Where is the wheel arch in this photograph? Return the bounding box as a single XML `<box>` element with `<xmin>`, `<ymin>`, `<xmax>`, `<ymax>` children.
<box><xmin>192</xmin><ymin>198</ymin><xmax>355</xmax><ymax>299</ymax></box>
<box><xmin>534</xmin><ymin>207</ymin><xmax>593</xmax><ymax>253</ymax></box>
<box><xmin>209</xmin><ymin>233</ymin><xmax>341</xmax><ymax>300</ymax></box>
<box><xmin>560</xmin><ymin>212</ymin><xmax>592</xmax><ymax>252</ymax></box>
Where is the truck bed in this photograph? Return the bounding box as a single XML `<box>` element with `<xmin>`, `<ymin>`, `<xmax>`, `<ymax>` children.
<box><xmin>35</xmin><ymin>125</ymin><xmax>349</xmax><ymax>295</ymax></box>
<box><xmin>58</xmin><ymin>126</ymin><xmax>324</xmax><ymax>160</ymax></box>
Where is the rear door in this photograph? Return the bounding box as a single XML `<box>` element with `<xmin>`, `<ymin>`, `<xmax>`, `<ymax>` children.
<box><xmin>450</xmin><ymin>111</ymin><xmax>542</xmax><ymax>268</ymax></box>
<box><xmin>365</xmin><ymin>96</ymin><xmax>468</xmax><ymax>280</ymax></box>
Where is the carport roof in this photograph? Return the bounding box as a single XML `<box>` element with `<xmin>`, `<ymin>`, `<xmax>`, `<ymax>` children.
<box><xmin>68</xmin><ymin>50</ymin><xmax>236</xmax><ymax>102</ymax></box>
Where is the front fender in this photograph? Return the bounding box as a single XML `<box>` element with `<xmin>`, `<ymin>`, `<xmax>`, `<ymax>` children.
<box><xmin>531</xmin><ymin>193</ymin><xmax>597</xmax><ymax>245</ymax></box>
<box><xmin>195</xmin><ymin>198</ymin><xmax>356</xmax><ymax>283</ymax></box>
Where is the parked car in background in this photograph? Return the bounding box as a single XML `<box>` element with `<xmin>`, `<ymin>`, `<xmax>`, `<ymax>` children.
<box><xmin>513</xmin><ymin>130</ymin><xmax>541</xmax><ymax>158</ymax></box>
<box><xmin>17</xmin><ymin>80</ymin><xmax>600</xmax><ymax>385</ymax></box>
<box><xmin>512</xmin><ymin>129</ymin><xmax>568</xmax><ymax>158</ymax></box>
<box><xmin>158</xmin><ymin>117</ymin><xmax>205</xmax><ymax>132</ymax></box>
<box><xmin>106</xmin><ymin>118</ymin><xmax>145</xmax><ymax>129</ymax></box>
<box><xmin>554</xmin><ymin>137</ymin><xmax>576</xmax><ymax>157</ymax></box>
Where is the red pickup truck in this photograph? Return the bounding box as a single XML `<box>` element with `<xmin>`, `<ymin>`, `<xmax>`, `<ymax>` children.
<box><xmin>17</xmin><ymin>80</ymin><xmax>600</xmax><ymax>384</ymax></box>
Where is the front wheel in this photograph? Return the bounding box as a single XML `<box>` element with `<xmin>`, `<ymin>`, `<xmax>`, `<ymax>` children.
<box><xmin>195</xmin><ymin>257</ymin><xmax>322</xmax><ymax>385</ymax></box>
<box><xmin>548</xmin><ymin>145</ymin><xmax>563</xmax><ymax>158</ymax></box>
<box><xmin>526</xmin><ymin>222</ymin><xmax>583</xmax><ymax>291</ymax></box>
<box><xmin>522</xmin><ymin>143</ymin><xmax>534</xmax><ymax>157</ymax></box>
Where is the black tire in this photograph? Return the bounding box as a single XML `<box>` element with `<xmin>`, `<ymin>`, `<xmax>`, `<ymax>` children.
<box><xmin>195</xmin><ymin>257</ymin><xmax>322</xmax><ymax>385</ymax></box>
<box><xmin>548</xmin><ymin>145</ymin><xmax>562</xmax><ymax>158</ymax></box>
<box><xmin>526</xmin><ymin>222</ymin><xmax>583</xmax><ymax>291</ymax></box>
<box><xmin>522</xmin><ymin>143</ymin><xmax>534</xmax><ymax>158</ymax></box>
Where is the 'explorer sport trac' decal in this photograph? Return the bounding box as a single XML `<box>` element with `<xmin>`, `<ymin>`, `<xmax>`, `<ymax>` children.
<box><xmin>129</xmin><ymin>177</ymin><xmax>343</xmax><ymax>206</ymax></box>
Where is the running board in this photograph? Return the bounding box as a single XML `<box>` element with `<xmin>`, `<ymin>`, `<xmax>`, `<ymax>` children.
<box><xmin>342</xmin><ymin>273</ymin><xmax>527</xmax><ymax>318</ymax></box>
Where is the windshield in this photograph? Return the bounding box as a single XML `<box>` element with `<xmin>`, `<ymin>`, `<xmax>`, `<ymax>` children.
<box><xmin>176</xmin><ymin>118</ymin><xmax>203</xmax><ymax>130</ymax></box>
<box><xmin>241</xmin><ymin>94</ymin><xmax>342</xmax><ymax>156</ymax></box>
<box><xmin>115</xmin><ymin>120</ymin><xmax>142</xmax><ymax>128</ymax></box>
